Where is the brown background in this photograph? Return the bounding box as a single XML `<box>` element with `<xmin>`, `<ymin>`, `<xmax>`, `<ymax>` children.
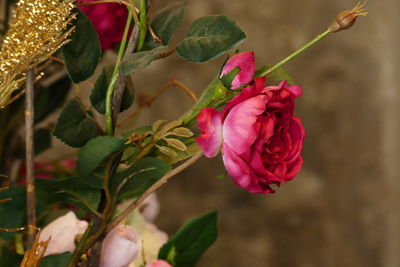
<box><xmin>127</xmin><ymin>0</ymin><xmax>400</xmax><ymax>267</ymax></box>
<box><xmin>18</xmin><ymin>0</ymin><xmax>397</xmax><ymax>266</ymax></box>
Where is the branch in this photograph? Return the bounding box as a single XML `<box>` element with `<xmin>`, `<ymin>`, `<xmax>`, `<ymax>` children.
<box><xmin>25</xmin><ymin>69</ymin><xmax>36</xmax><ymax>249</ymax></box>
<box><xmin>107</xmin><ymin>152</ymin><xmax>203</xmax><ymax>231</ymax></box>
<box><xmin>105</xmin><ymin>7</ymin><xmax>133</xmax><ymax>136</ymax></box>
<box><xmin>112</xmin><ymin>25</ymin><xmax>140</xmax><ymax>125</ymax></box>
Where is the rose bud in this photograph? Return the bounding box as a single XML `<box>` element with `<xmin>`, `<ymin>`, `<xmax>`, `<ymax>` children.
<box><xmin>39</xmin><ymin>211</ymin><xmax>88</xmax><ymax>256</ymax></box>
<box><xmin>220</xmin><ymin>52</ymin><xmax>256</xmax><ymax>90</ymax></box>
<box><xmin>138</xmin><ymin>193</ymin><xmax>160</xmax><ymax>222</ymax></box>
<box><xmin>100</xmin><ymin>224</ymin><xmax>141</xmax><ymax>267</ymax></box>
<box><xmin>329</xmin><ymin>1</ymin><xmax>368</xmax><ymax>33</ymax></box>
<box><xmin>145</xmin><ymin>260</ymin><xmax>172</xmax><ymax>267</ymax></box>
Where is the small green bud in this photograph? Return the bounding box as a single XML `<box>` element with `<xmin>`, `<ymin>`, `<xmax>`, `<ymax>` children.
<box><xmin>213</xmin><ymin>83</ymin><xmax>227</xmax><ymax>99</ymax></box>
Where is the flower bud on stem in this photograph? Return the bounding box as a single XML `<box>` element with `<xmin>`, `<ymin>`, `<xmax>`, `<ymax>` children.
<box><xmin>329</xmin><ymin>1</ymin><xmax>368</xmax><ymax>33</ymax></box>
<box><xmin>256</xmin><ymin>2</ymin><xmax>367</xmax><ymax>78</ymax></box>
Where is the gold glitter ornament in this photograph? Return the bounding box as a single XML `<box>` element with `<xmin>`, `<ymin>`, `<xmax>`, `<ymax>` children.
<box><xmin>0</xmin><ymin>0</ymin><xmax>76</xmax><ymax>109</ymax></box>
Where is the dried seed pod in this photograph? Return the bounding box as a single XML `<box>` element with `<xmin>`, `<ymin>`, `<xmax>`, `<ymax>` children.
<box><xmin>157</xmin><ymin>146</ymin><xmax>178</xmax><ymax>157</ymax></box>
<box><xmin>167</xmin><ymin>127</ymin><xmax>194</xmax><ymax>138</ymax></box>
<box><xmin>164</xmin><ymin>138</ymin><xmax>187</xmax><ymax>151</ymax></box>
<box><xmin>152</xmin><ymin>119</ymin><xmax>167</xmax><ymax>134</ymax></box>
<box><xmin>155</xmin><ymin>120</ymin><xmax>182</xmax><ymax>139</ymax></box>
<box><xmin>329</xmin><ymin>1</ymin><xmax>368</xmax><ymax>33</ymax></box>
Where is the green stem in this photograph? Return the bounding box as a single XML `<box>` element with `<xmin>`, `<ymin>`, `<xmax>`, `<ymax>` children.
<box><xmin>256</xmin><ymin>29</ymin><xmax>332</xmax><ymax>77</ymax></box>
<box><xmin>105</xmin><ymin>7</ymin><xmax>133</xmax><ymax>136</ymax></box>
<box><xmin>131</xmin><ymin>0</ymin><xmax>139</xmax><ymax>24</ymax></box>
<box><xmin>66</xmin><ymin>222</ymin><xmax>94</xmax><ymax>267</ymax></box>
<box><xmin>136</xmin><ymin>0</ymin><xmax>148</xmax><ymax>51</ymax></box>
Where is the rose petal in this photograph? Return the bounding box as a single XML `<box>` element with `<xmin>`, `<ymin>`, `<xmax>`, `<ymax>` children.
<box><xmin>39</xmin><ymin>212</ymin><xmax>88</xmax><ymax>256</ymax></box>
<box><xmin>248</xmin><ymin>116</ymin><xmax>282</xmax><ymax>183</ymax></box>
<box><xmin>222</xmin><ymin>144</ymin><xmax>275</xmax><ymax>194</ymax></box>
<box><xmin>79</xmin><ymin>1</ymin><xmax>128</xmax><ymax>50</ymax></box>
<box><xmin>138</xmin><ymin>193</ymin><xmax>160</xmax><ymax>222</ymax></box>
<box><xmin>145</xmin><ymin>260</ymin><xmax>172</xmax><ymax>267</ymax></box>
<box><xmin>285</xmin><ymin>156</ymin><xmax>303</xmax><ymax>181</ymax></box>
<box><xmin>195</xmin><ymin>108</ymin><xmax>223</xmax><ymax>158</ymax></box>
<box><xmin>286</xmin><ymin>116</ymin><xmax>306</xmax><ymax>162</ymax></box>
<box><xmin>264</xmin><ymin>80</ymin><xmax>302</xmax><ymax>98</ymax></box>
<box><xmin>132</xmin><ymin>222</ymin><xmax>168</xmax><ymax>265</ymax></box>
<box><xmin>221</xmin><ymin>77</ymin><xmax>266</xmax><ymax>120</ymax></box>
<box><xmin>100</xmin><ymin>225</ymin><xmax>141</xmax><ymax>267</ymax></box>
<box><xmin>220</xmin><ymin>52</ymin><xmax>256</xmax><ymax>89</ymax></box>
<box><xmin>223</xmin><ymin>95</ymin><xmax>268</xmax><ymax>155</ymax></box>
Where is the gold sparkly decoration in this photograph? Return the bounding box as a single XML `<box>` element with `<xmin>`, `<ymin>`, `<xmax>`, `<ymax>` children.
<box><xmin>0</xmin><ymin>0</ymin><xmax>76</xmax><ymax>109</ymax></box>
<box><xmin>20</xmin><ymin>230</ymin><xmax>49</xmax><ymax>267</ymax></box>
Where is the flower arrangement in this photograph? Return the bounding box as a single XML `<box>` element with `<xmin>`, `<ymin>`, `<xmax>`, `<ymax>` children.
<box><xmin>0</xmin><ymin>0</ymin><xmax>367</xmax><ymax>266</ymax></box>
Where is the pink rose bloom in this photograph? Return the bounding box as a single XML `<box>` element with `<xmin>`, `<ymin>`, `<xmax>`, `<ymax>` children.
<box><xmin>145</xmin><ymin>260</ymin><xmax>172</xmax><ymax>267</ymax></box>
<box><xmin>220</xmin><ymin>52</ymin><xmax>256</xmax><ymax>89</ymax></box>
<box><xmin>196</xmin><ymin>77</ymin><xmax>305</xmax><ymax>193</ymax></box>
<box><xmin>39</xmin><ymin>211</ymin><xmax>88</xmax><ymax>256</ymax></box>
<box><xmin>100</xmin><ymin>225</ymin><xmax>141</xmax><ymax>267</ymax></box>
<box><xmin>78</xmin><ymin>0</ymin><xmax>128</xmax><ymax>50</ymax></box>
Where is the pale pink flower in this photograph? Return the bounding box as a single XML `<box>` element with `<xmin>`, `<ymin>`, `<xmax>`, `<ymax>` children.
<box><xmin>138</xmin><ymin>193</ymin><xmax>160</xmax><ymax>222</ymax></box>
<box><xmin>145</xmin><ymin>260</ymin><xmax>172</xmax><ymax>267</ymax></box>
<box><xmin>100</xmin><ymin>225</ymin><xmax>141</xmax><ymax>267</ymax></box>
<box><xmin>129</xmin><ymin>219</ymin><xmax>168</xmax><ymax>266</ymax></box>
<box><xmin>39</xmin><ymin>211</ymin><xmax>88</xmax><ymax>256</ymax></box>
<box><xmin>220</xmin><ymin>52</ymin><xmax>256</xmax><ymax>89</ymax></box>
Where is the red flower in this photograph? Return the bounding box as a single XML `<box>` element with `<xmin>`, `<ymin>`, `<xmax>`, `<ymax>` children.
<box><xmin>78</xmin><ymin>0</ymin><xmax>128</xmax><ymax>50</ymax></box>
<box><xmin>196</xmin><ymin>77</ymin><xmax>305</xmax><ymax>194</ymax></box>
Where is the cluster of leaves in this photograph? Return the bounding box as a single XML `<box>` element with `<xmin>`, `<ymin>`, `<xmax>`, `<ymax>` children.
<box><xmin>0</xmin><ymin>0</ymin><xmax>252</xmax><ymax>265</ymax></box>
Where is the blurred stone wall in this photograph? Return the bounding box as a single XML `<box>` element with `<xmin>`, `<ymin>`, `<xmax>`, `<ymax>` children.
<box><xmin>130</xmin><ymin>1</ymin><xmax>400</xmax><ymax>267</ymax></box>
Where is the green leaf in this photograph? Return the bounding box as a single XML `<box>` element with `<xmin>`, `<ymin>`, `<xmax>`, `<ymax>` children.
<box><xmin>61</xmin><ymin>9</ymin><xmax>101</xmax><ymax>83</ymax></box>
<box><xmin>40</xmin><ymin>252</ymin><xmax>71</xmax><ymax>267</ymax></box>
<box><xmin>36</xmin><ymin>179</ymin><xmax>100</xmax><ymax>214</ymax></box>
<box><xmin>53</xmin><ymin>97</ymin><xmax>101</xmax><ymax>148</ymax></box>
<box><xmin>255</xmin><ymin>65</ymin><xmax>296</xmax><ymax>84</ymax></box>
<box><xmin>0</xmin><ymin>186</ymin><xmax>25</xmax><ymax>241</ymax></box>
<box><xmin>143</xmin><ymin>1</ymin><xmax>187</xmax><ymax>50</ymax></box>
<box><xmin>90</xmin><ymin>66</ymin><xmax>134</xmax><ymax>114</ymax></box>
<box><xmin>176</xmin><ymin>15</ymin><xmax>246</xmax><ymax>63</ymax></box>
<box><xmin>34</xmin><ymin>76</ymin><xmax>72</xmax><ymax>123</ymax></box>
<box><xmin>112</xmin><ymin>158</ymin><xmax>171</xmax><ymax>200</ymax></box>
<box><xmin>158</xmin><ymin>211</ymin><xmax>218</xmax><ymax>267</ymax></box>
<box><xmin>0</xmin><ymin>245</ymin><xmax>23</xmax><ymax>267</ymax></box>
<box><xmin>77</xmin><ymin>136</ymin><xmax>125</xmax><ymax>178</ymax></box>
<box><xmin>121</xmin><ymin>46</ymin><xmax>168</xmax><ymax>76</ymax></box>
<box><xmin>34</xmin><ymin>128</ymin><xmax>52</xmax><ymax>155</ymax></box>
<box><xmin>181</xmin><ymin>77</ymin><xmax>221</xmax><ymax>126</ymax></box>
